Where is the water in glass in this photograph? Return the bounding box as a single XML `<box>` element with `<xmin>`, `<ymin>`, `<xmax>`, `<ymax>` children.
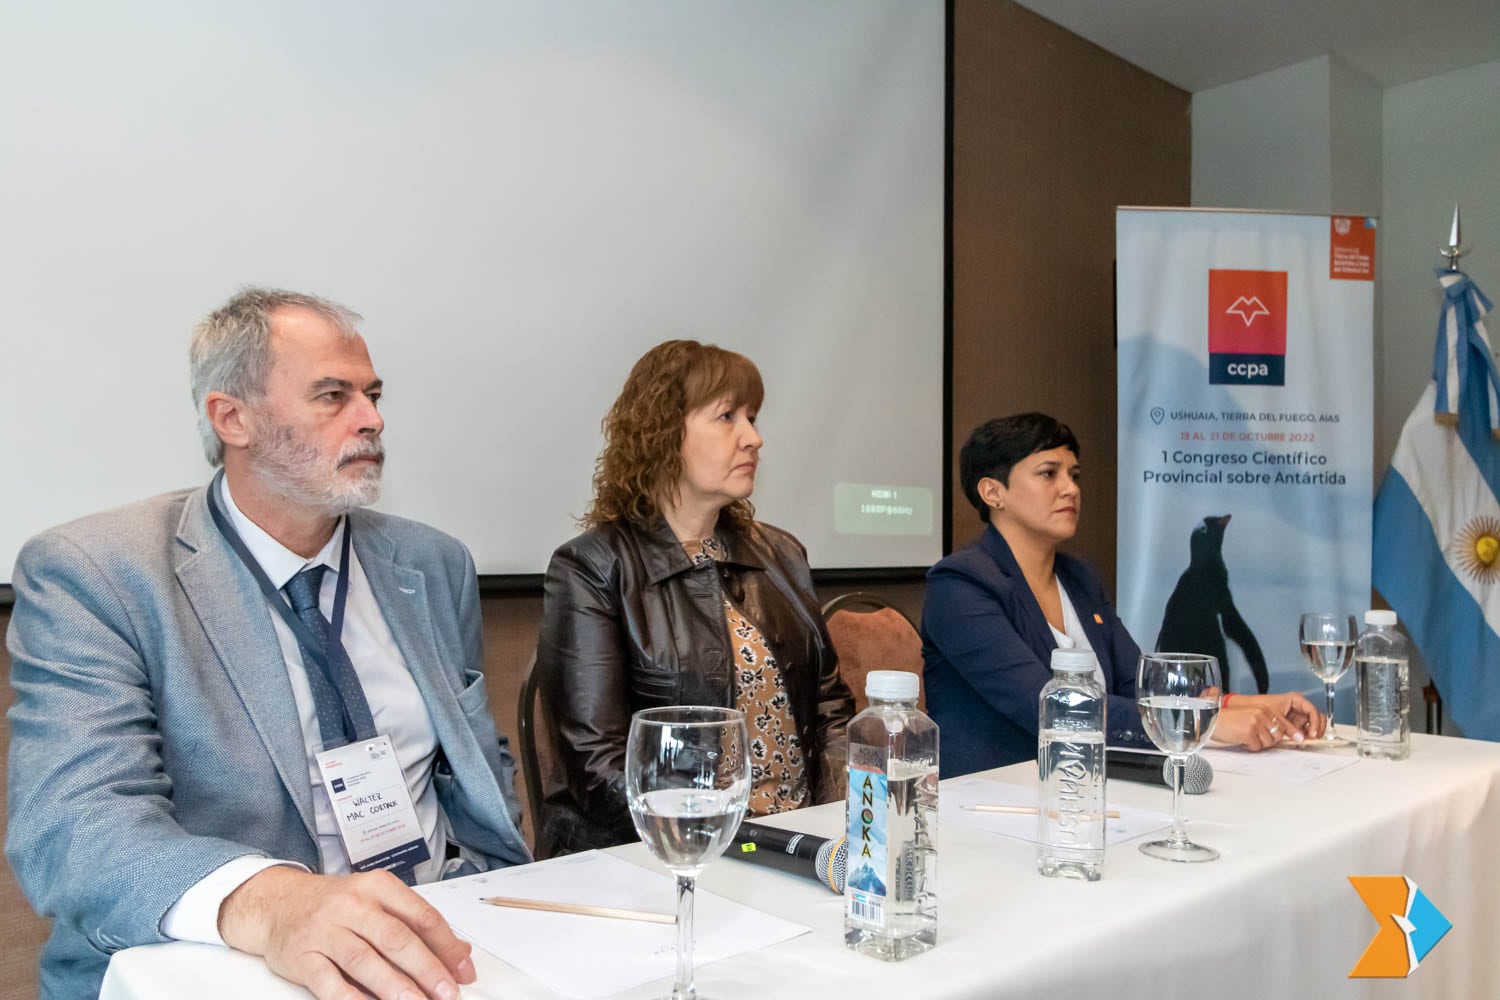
<box><xmin>626</xmin><ymin>706</ymin><xmax>750</xmax><ymax>1000</ymax></box>
<box><xmin>1299</xmin><ymin>612</ymin><xmax>1357</xmax><ymax>745</ymax></box>
<box><xmin>1136</xmin><ymin>653</ymin><xmax>1221</xmax><ymax>864</ymax></box>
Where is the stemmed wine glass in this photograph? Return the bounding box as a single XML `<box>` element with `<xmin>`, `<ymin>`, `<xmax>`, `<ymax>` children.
<box><xmin>1299</xmin><ymin>612</ymin><xmax>1357</xmax><ymax>746</ymax></box>
<box><xmin>1137</xmin><ymin>653</ymin><xmax>1222</xmax><ymax>863</ymax></box>
<box><xmin>626</xmin><ymin>706</ymin><xmax>750</xmax><ymax>1000</ymax></box>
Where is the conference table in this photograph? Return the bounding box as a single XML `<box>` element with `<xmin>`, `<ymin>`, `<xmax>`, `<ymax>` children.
<box><xmin>101</xmin><ymin>734</ymin><xmax>1500</xmax><ymax>999</ymax></box>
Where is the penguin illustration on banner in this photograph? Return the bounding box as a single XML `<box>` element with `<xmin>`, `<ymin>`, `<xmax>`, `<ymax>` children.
<box><xmin>1155</xmin><ymin>515</ymin><xmax>1270</xmax><ymax>693</ymax></box>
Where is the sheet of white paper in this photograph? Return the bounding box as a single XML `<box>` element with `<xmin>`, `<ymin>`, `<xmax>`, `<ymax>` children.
<box><xmin>938</xmin><ymin>776</ymin><xmax>1172</xmax><ymax>845</ymax></box>
<box><xmin>1200</xmin><ymin>745</ymin><xmax>1361</xmax><ymax>783</ymax></box>
<box><xmin>415</xmin><ymin>851</ymin><xmax>809</xmax><ymax>1000</ymax></box>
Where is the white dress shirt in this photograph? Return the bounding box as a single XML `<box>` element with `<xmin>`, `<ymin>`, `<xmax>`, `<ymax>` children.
<box><xmin>160</xmin><ymin>479</ymin><xmax>452</xmax><ymax>944</ymax></box>
<box><xmin>1048</xmin><ymin>578</ymin><xmax>1110</xmax><ymax>692</ymax></box>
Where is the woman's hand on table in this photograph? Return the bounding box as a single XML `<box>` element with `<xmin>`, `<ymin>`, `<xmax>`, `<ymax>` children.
<box><xmin>1216</xmin><ymin>691</ymin><xmax>1327</xmax><ymax>750</ymax></box>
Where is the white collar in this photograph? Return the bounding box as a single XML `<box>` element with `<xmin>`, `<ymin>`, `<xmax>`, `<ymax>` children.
<box><xmin>218</xmin><ymin>476</ymin><xmax>346</xmax><ymax>591</ymax></box>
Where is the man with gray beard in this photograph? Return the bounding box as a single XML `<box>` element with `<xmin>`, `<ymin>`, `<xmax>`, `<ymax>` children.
<box><xmin>6</xmin><ymin>289</ymin><xmax>530</xmax><ymax>1000</ymax></box>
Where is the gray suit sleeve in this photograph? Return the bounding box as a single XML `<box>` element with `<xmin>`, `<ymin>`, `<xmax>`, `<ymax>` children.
<box><xmin>5</xmin><ymin>533</ymin><xmax>266</xmax><ymax>953</ymax></box>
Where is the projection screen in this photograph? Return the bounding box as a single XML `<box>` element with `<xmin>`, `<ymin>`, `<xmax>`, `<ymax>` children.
<box><xmin>0</xmin><ymin>1</ymin><xmax>945</xmax><ymax>580</ymax></box>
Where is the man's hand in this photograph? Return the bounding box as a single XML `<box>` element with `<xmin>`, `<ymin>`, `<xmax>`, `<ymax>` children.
<box><xmin>219</xmin><ymin>866</ymin><xmax>475</xmax><ymax>1000</ymax></box>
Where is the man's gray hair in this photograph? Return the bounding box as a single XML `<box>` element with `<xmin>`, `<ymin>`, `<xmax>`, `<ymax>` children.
<box><xmin>189</xmin><ymin>288</ymin><xmax>363</xmax><ymax>466</ymax></box>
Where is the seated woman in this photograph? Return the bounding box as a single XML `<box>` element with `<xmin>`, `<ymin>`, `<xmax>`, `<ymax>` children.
<box><xmin>922</xmin><ymin>413</ymin><xmax>1326</xmax><ymax>778</ymax></box>
<box><xmin>537</xmin><ymin>339</ymin><xmax>855</xmax><ymax>853</ymax></box>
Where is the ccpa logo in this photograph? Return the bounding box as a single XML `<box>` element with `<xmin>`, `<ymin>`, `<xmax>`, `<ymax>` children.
<box><xmin>1348</xmin><ymin>876</ymin><xmax>1452</xmax><ymax>978</ymax></box>
<box><xmin>1208</xmin><ymin>269</ymin><xmax>1287</xmax><ymax>386</ymax></box>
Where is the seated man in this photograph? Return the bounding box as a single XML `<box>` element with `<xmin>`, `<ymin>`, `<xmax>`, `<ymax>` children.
<box><xmin>6</xmin><ymin>288</ymin><xmax>530</xmax><ymax>1000</ymax></box>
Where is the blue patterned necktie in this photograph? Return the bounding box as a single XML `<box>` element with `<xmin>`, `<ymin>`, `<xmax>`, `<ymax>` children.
<box><xmin>283</xmin><ymin>564</ymin><xmax>377</xmax><ymax>748</ymax></box>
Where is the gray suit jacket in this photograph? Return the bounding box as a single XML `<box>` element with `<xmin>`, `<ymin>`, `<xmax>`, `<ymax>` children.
<box><xmin>5</xmin><ymin>484</ymin><xmax>530</xmax><ymax>999</ymax></box>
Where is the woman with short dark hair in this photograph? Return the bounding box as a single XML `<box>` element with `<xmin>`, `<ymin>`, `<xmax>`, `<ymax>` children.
<box><xmin>536</xmin><ymin>340</ymin><xmax>854</xmax><ymax>853</ymax></box>
<box><xmin>923</xmin><ymin>412</ymin><xmax>1324</xmax><ymax>777</ymax></box>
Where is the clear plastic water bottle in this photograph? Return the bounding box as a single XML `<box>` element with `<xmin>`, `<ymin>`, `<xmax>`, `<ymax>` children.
<box><xmin>1037</xmin><ymin>648</ymin><xmax>1107</xmax><ymax>880</ymax></box>
<box><xmin>844</xmin><ymin>670</ymin><xmax>938</xmax><ymax>961</ymax></box>
<box><xmin>1355</xmin><ymin>610</ymin><xmax>1410</xmax><ymax>760</ymax></box>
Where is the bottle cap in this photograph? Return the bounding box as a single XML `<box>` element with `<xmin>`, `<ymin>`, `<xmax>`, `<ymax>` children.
<box><xmin>1364</xmin><ymin>610</ymin><xmax>1397</xmax><ymax>627</ymax></box>
<box><xmin>865</xmin><ymin>670</ymin><xmax>920</xmax><ymax>700</ymax></box>
<box><xmin>1050</xmin><ymin>648</ymin><xmax>1098</xmax><ymax>673</ymax></box>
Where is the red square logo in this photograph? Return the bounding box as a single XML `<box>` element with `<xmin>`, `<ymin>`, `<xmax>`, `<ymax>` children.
<box><xmin>1208</xmin><ymin>269</ymin><xmax>1287</xmax><ymax>354</ymax></box>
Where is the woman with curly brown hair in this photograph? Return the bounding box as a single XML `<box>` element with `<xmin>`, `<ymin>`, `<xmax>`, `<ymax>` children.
<box><xmin>535</xmin><ymin>340</ymin><xmax>854</xmax><ymax>854</ymax></box>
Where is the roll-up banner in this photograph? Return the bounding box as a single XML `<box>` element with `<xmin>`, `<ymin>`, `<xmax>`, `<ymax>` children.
<box><xmin>1115</xmin><ymin>208</ymin><xmax>1374</xmax><ymax>707</ymax></box>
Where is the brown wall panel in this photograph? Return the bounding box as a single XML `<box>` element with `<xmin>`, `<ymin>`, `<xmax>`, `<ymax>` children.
<box><xmin>951</xmin><ymin>0</ymin><xmax>1190</xmax><ymax>587</ymax></box>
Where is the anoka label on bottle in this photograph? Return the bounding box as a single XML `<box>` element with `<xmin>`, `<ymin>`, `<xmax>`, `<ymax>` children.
<box><xmin>846</xmin><ymin>756</ymin><xmax>889</xmax><ymax>926</ymax></box>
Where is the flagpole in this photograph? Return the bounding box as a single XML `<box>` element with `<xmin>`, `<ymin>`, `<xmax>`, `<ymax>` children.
<box><xmin>1439</xmin><ymin>204</ymin><xmax>1467</xmax><ymax>271</ymax></box>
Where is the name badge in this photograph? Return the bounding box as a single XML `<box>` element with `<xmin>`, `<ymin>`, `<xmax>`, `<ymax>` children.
<box><xmin>316</xmin><ymin>734</ymin><xmax>431</xmax><ymax>880</ymax></box>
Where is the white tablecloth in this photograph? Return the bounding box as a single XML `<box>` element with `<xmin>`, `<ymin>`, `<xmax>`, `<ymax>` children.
<box><xmin>101</xmin><ymin>734</ymin><xmax>1500</xmax><ymax>999</ymax></box>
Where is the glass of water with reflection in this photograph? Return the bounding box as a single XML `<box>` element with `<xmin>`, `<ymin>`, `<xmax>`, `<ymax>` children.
<box><xmin>1299</xmin><ymin>612</ymin><xmax>1357</xmax><ymax>746</ymax></box>
<box><xmin>1137</xmin><ymin>653</ymin><xmax>1222</xmax><ymax>863</ymax></box>
<box><xmin>626</xmin><ymin>706</ymin><xmax>750</xmax><ymax>1000</ymax></box>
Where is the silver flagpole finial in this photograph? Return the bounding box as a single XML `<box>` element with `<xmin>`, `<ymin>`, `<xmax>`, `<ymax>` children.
<box><xmin>1440</xmin><ymin>204</ymin><xmax>1468</xmax><ymax>270</ymax></box>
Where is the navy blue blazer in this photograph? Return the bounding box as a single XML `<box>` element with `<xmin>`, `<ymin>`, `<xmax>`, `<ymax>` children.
<box><xmin>921</xmin><ymin>526</ymin><xmax>1154</xmax><ymax>777</ymax></box>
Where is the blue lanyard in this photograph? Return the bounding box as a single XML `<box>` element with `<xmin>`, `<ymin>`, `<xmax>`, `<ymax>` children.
<box><xmin>206</xmin><ymin>472</ymin><xmax>361</xmax><ymax>743</ymax></box>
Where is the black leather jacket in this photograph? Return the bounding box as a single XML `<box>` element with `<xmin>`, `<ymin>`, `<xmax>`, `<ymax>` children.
<box><xmin>536</xmin><ymin>514</ymin><xmax>854</xmax><ymax>854</ymax></box>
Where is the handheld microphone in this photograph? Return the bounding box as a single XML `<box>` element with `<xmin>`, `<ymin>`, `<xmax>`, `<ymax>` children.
<box><xmin>728</xmin><ymin>821</ymin><xmax>847</xmax><ymax>894</ymax></box>
<box><xmin>1106</xmin><ymin>748</ymin><xmax>1213</xmax><ymax>794</ymax></box>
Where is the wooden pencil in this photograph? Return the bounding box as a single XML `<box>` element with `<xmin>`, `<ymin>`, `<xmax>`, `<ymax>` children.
<box><xmin>480</xmin><ymin>895</ymin><xmax>676</xmax><ymax>925</ymax></box>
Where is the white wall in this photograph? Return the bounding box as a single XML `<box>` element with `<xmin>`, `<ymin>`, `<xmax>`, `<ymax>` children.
<box><xmin>1191</xmin><ymin>53</ymin><xmax>1383</xmax><ymax>217</ymax></box>
<box><xmin>1191</xmin><ymin>56</ymin><xmax>1334</xmax><ymax>212</ymax></box>
<box><xmin>1329</xmin><ymin>57</ymin><xmax>1384</xmax><ymax>218</ymax></box>
<box><xmin>1378</xmin><ymin>59</ymin><xmax>1500</xmax><ymax>470</ymax></box>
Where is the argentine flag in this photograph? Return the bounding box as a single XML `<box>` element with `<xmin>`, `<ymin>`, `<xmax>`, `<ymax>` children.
<box><xmin>1373</xmin><ymin>270</ymin><xmax>1499</xmax><ymax>740</ymax></box>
